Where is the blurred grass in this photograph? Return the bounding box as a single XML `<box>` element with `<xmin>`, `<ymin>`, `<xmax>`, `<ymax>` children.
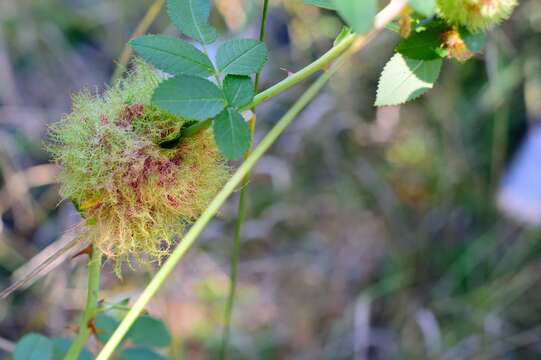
<box><xmin>0</xmin><ymin>0</ymin><xmax>541</xmax><ymax>359</ymax></box>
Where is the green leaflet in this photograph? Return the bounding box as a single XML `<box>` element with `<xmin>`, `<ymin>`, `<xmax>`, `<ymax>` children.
<box><xmin>375</xmin><ymin>53</ymin><xmax>442</xmax><ymax>107</ymax></box>
<box><xmin>95</xmin><ymin>314</ymin><xmax>120</xmax><ymax>343</ymax></box>
<box><xmin>166</xmin><ymin>0</ymin><xmax>217</xmax><ymax>44</ymax></box>
<box><xmin>409</xmin><ymin>0</ymin><xmax>436</xmax><ymax>17</ymax></box>
<box><xmin>152</xmin><ymin>75</ymin><xmax>225</xmax><ymax>120</ymax></box>
<box><xmin>223</xmin><ymin>75</ymin><xmax>254</xmax><ymax>108</ymax></box>
<box><xmin>119</xmin><ymin>348</ymin><xmax>166</xmax><ymax>360</ymax></box>
<box><xmin>213</xmin><ymin>108</ymin><xmax>251</xmax><ymax>160</ymax></box>
<box><xmin>396</xmin><ymin>27</ymin><xmax>447</xmax><ymax>60</ymax></box>
<box><xmin>130</xmin><ymin>35</ymin><xmax>214</xmax><ymax>78</ymax></box>
<box><xmin>51</xmin><ymin>338</ymin><xmax>93</xmax><ymax>360</ymax></box>
<box><xmin>14</xmin><ymin>334</ymin><xmax>53</xmax><ymax>360</ymax></box>
<box><xmin>304</xmin><ymin>0</ymin><xmax>336</xmax><ymax>9</ymax></box>
<box><xmin>126</xmin><ymin>316</ymin><xmax>171</xmax><ymax>348</ymax></box>
<box><xmin>332</xmin><ymin>0</ymin><xmax>376</xmax><ymax>35</ymax></box>
<box><xmin>333</xmin><ymin>26</ymin><xmax>352</xmax><ymax>47</ymax></box>
<box><xmin>459</xmin><ymin>27</ymin><xmax>487</xmax><ymax>53</ymax></box>
<box><xmin>216</xmin><ymin>39</ymin><xmax>268</xmax><ymax>76</ymax></box>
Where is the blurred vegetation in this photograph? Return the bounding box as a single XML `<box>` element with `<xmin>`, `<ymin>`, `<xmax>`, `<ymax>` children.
<box><xmin>0</xmin><ymin>0</ymin><xmax>541</xmax><ymax>359</ymax></box>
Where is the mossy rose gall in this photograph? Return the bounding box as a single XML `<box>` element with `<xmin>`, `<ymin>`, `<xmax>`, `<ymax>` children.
<box><xmin>48</xmin><ymin>62</ymin><xmax>229</xmax><ymax>273</ymax></box>
<box><xmin>437</xmin><ymin>0</ymin><xmax>518</xmax><ymax>31</ymax></box>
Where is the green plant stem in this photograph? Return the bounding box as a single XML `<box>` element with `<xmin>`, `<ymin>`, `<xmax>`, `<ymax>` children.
<box><xmin>181</xmin><ymin>118</ymin><xmax>212</xmax><ymax>138</ymax></box>
<box><xmin>219</xmin><ymin>186</ymin><xmax>247</xmax><ymax>360</ymax></box>
<box><xmin>97</xmin><ymin>54</ymin><xmax>340</xmax><ymax>360</ymax></box>
<box><xmin>182</xmin><ymin>0</ymin><xmax>405</xmax><ymax>139</ymax></box>
<box><xmin>219</xmin><ymin>1</ymin><xmax>270</xmax><ymax>358</ymax></box>
<box><xmin>182</xmin><ymin>30</ymin><xmax>357</xmax><ymax>139</ymax></box>
<box><xmin>245</xmin><ymin>33</ymin><xmax>354</xmax><ymax>109</ymax></box>
<box><xmin>65</xmin><ymin>4</ymin><xmax>161</xmax><ymax>354</ymax></box>
<box><xmin>253</xmin><ymin>0</ymin><xmax>270</xmax><ymax>96</ymax></box>
<box><xmin>65</xmin><ymin>245</ymin><xmax>102</xmax><ymax>360</ymax></box>
<box><xmin>183</xmin><ymin>16</ymin><xmax>393</xmax><ymax>141</ymax></box>
<box><xmin>96</xmin><ymin>3</ymin><xmax>406</xmax><ymax>358</ymax></box>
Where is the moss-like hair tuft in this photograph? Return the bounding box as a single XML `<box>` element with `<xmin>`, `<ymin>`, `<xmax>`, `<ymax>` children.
<box><xmin>48</xmin><ymin>61</ymin><xmax>229</xmax><ymax>274</ymax></box>
<box><xmin>437</xmin><ymin>0</ymin><xmax>518</xmax><ymax>31</ymax></box>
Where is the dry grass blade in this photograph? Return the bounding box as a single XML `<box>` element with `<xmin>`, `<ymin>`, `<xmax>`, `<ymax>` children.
<box><xmin>0</xmin><ymin>235</ymin><xmax>86</xmax><ymax>299</ymax></box>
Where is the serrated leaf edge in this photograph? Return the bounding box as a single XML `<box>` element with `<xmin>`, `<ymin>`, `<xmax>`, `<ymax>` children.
<box><xmin>217</xmin><ymin>40</ymin><xmax>268</xmax><ymax>74</ymax></box>
<box><xmin>130</xmin><ymin>35</ymin><xmax>214</xmax><ymax>75</ymax></box>
<box><xmin>375</xmin><ymin>54</ymin><xmax>442</xmax><ymax>107</ymax></box>
<box><xmin>166</xmin><ymin>0</ymin><xmax>217</xmax><ymax>44</ymax></box>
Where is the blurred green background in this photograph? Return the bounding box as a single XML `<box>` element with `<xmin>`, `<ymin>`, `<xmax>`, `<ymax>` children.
<box><xmin>1</xmin><ymin>0</ymin><xmax>541</xmax><ymax>358</ymax></box>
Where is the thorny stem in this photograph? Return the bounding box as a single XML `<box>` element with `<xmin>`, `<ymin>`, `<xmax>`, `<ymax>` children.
<box><xmin>253</xmin><ymin>0</ymin><xmax>271</xmax><ymax>97</ymax></box>
<box><xmin>64</xmin><ymin>10</ymin><xmax>167</xmax><ymax>357</ymax></box>
<box><xmin>182</xmin><ymin>0</ymin><xmax>406</xmax><ymax>139</ymax></box>
<box><xmin>164</xmin><ymin>22</ymin><xmax>356</xmax><ymax>146</ymax></box>
<box><xmin>182</xmin><ymin>29</ymin><xmax>357</xmax><ymax>139</ymax></box>
<box><xmin>219</xmin><ymin>185</ymin><xmax>247</xmax><ymax>360</ymax></box>
<box><xmin>96</xmin><ymin>2</ymin><xmax>407</xmax><ymax>359</ymax></box>
<box><xmin>244</xmin><ymin>0</ymin><xmax>406</xmax><ymax>110</ymax></box>
<box><xmin>219</xmin><ymin>1</ymin><xmax>270</xmax><ymax>358</ymax></box>
<box><xmin>64</xmin><ymin>244</ymin><xmax>102</xmax><ymax>360</ymax></box>
<box><xmin>97</xmin><ymin>59</ymin><xmax>339</xmax><ymax>360</ymax></box>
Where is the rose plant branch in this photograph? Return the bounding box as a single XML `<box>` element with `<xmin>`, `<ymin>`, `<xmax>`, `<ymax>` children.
<box><xmin>65</xmin><ymin>245</ymin><xmax>102</xmax><ymax>360</ymax></box>
<box><xmin>5</xmin><ymin>0</ymin><xmax>521</xmax><ymax>358</ymax></box>
<box><xmin>96</xmin><ymin>2</ymin><xmax>407</xmax><ymax>359</ymax></box>
<box><xmin>97</xmin><ymin>58</ymin><xmax>339</xmax><ymax>360</ymax></box>
<box><xmin>182</xmin><ymin>0</ymin><xmax>408</xmax><ymax>140</ymax></box>
<box><xmin>220</xmin><ymin>0</ymin><xmax>271</xmax><ymax>358</ymax></box>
